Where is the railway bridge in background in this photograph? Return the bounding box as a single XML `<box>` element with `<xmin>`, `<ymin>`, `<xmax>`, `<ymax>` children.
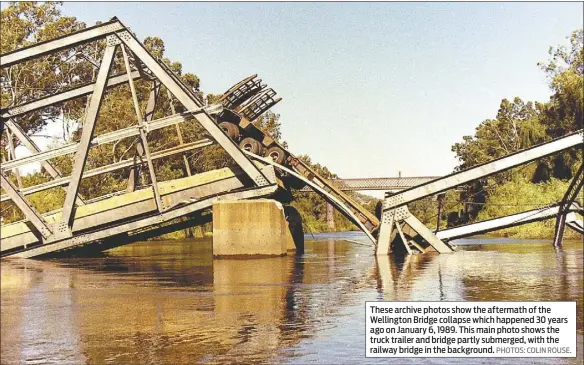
<box><xmin>1</xmin><ymin>17</ymin><xmax>582</xmax><ymax>258</ymax></box>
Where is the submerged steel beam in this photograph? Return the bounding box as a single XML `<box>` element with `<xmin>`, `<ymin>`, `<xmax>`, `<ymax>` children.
<box><xmin>244</xmin><ymin>151</ymin><xmax>376</xmax><ymax>243</ymax></box>
<box><xmin>59</xmin><ymin>44</ymin><xmax>117</xmax><ymax>233</ymax></box>
<box><xmin>384</xmin><ymin>130</ymin><xmax>584</xmax><ymax>211</ymax></box>
<box><xmin>553</xmin><ymin>164</ymin><xmax>584</xmax><ymax>248</ymax></box>
<box><xmin>10</xmin><ymin>184</ymin><xmax>278</xmax><ymax>258</ymax></box>
<box><xmin>437</xmin><ymin>203</ymin><xmax>582</xmax><ymax>241</ymax></box>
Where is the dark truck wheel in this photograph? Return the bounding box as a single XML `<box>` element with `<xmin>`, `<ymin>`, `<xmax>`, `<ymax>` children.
<box><xmin>239</xmin><ymin>137</ymin><xmax>263</xmax><ymax>154</ymax></box>
<box><xmin>219</xmin><ymin>122</ymin><xmax>240</xmax><ymax>140</ymax></box>
<box><xmin>265</xmin><ymin>146</ymin><xmax>287</xmax><ymax>165</ymax></box>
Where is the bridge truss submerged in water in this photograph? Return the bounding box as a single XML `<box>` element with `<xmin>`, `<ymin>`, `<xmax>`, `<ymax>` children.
<box><xmin>0</xmin><ymin>17</ymin><xmax>582</xmax><ymax>258</ymax></box>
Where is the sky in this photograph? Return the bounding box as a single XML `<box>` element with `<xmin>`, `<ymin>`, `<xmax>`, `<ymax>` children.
<box><xmin>9</xmin><ymin>2</ymin><xmax>584</xmax><ymax>183</ymax></box>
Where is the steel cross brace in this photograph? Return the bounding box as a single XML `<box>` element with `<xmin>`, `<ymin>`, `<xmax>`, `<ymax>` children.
<box><xmin>4</xmin><ymin>119</ymin><xmax>86</xmax><ymax>205</ymax></box>
<box><xmin>552</xmin><ymin>164</ymin><xmax>584</xmax><ymax>248</ymax></box>
<box><xmin>0</xmin><ymin>138</ymin><xmax>213</xmax><ymax>203</ymax></box>
<box><xmin>121</xmin><ymin>44</ymin><xmax>164</xmax><ymax>212</ymax></box>
<box><xmin>57</xmin><ymin>44</ymin><xmax>117</xmax><ymax>237</ymax></box>
<box><xmin>376</xmin><ymin>205</ymin><xmax>454</xmax><ymax>255</ymax></box>
<box><xmin>0</xmin><ymin>173</ymin><xmax>52</xmax><ymax>240</ymax></box>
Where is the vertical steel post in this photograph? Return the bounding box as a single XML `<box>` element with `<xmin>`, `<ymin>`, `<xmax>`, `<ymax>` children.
<box><xmin>127</xmin><ymin>82</ymin><xmax>158</xmax><ymax>192</ymax></box>
<box><xmin>167</xmin><ymin>89</ymin><xmax>191</xmax><ymax>176</ymax></box>
<box><xmin>59</xmin><ymin>45</ymin><xmax>117</xmax><ymax>234</ymax></box>
<box><xmin>435</xmin><ymin>193</ymin><xmax>444</xmax><ymax>233</ymax></box>
<box><xmin>395</xmin><ymin>222</ymin><xmax>413</xmax><ymax>254</ymax></box>
<box><xmin>121</xmin><ymin>45</ymin><xmax>164</xmax><ymax>212</ymax></box>
<box><xmin>376</xmin><ymin>210</ymin><xmax>394</xmax><ymax>256</ymax></box>
<box><xmin>6</xmin><ymin>129</ymin><xmax>23</xmax><ymax>189</ymax></box>
<box><xmin>326</xmin><ymin>202</ymin><xmax>336</xmax><ymax>231</ymax></box>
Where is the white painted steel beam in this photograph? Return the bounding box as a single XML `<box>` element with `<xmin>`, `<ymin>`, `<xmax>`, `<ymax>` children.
<box><xmin>384</xmin><ymin>130</ymin><xmax>584</xmax><ymax>210</ymax></box>
<box><xmin>436</xmin><ymin>203</ymin><xmax>583</xmax><ymax>241</ymax></box>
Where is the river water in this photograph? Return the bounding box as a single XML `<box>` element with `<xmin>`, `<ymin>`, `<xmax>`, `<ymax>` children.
<box><xmin>1</xmin><ymin>233</ymin><xmax>582</xmax><ymax>365</ymax></box>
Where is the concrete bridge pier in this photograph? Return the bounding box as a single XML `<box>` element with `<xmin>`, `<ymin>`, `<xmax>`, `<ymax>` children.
<box><xmin>212</xmin><ymin>199</ymin><xmax>303</xmax><ymax>257</ymax></box>
<box><xmin>326</xmin><ymin>202</ymin><xmax>335</xmax><ymax>231</ymax></box>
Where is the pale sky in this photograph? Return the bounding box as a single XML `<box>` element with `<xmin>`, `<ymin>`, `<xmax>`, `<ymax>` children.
<box><xmin>9</xmin><ymin>2</ymin><xmax>584</xmax><ymax>183</ymax></box>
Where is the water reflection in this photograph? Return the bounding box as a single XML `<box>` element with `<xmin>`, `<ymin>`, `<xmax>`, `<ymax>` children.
<box><xmin>1</xmin><ymin>236</ymin><xmax>582</xmax><ymax>364</ymax></box>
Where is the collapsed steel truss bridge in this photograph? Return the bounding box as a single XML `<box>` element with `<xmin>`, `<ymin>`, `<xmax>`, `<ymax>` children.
<box><xmin>1</xmin><ymin>17</ymin><xmax>582</xmax><ymax>258</ymax></box>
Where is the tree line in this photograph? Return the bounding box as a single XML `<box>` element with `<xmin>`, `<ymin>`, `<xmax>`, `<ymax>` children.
<box><xmin>1</xmin><ymin>2</ymin><xmax>582</xmax><ymax>239</ymax></box>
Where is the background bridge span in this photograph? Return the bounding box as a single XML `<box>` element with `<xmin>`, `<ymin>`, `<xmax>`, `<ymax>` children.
<box><xmin>298</xmin><ymin>177</ymin><xmax>439</xmax><ymax>192</ymax></box>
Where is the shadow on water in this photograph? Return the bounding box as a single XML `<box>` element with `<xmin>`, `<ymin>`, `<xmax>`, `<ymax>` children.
<box><xmin>1</xmin><ymin>235</ymin><xmax>582</xmax><ymax>365</ymax></box>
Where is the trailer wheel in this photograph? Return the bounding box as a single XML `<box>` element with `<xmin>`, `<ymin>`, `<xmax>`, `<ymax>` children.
<box><xmin>219</xmin><ymin>122</ymin><xmax>240</xmax><ymax>140</ymax></box>
<box><xmin>265</xmin><ymin>146</ymin><xmax>287</xmax><ymax>165</ymax></box>
<box><xmin>239</xmin><ymin>137</ymin><xmax>263</xmax><ymax>154</ymax></box>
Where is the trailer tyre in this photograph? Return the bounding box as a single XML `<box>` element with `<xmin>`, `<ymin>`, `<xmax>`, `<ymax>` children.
<box><xmin>239</xmin><ymin>137</ymin><xmax>263</xmax><ymax>154</ymax></box>
<box><xmin>219</xmin><ymin>122</ymin><xmax>240</xmax><ymax>140</ymax></box>
<box><xmin>265</xmin><ymin>146</ymin><xmax>287</xmax><ymax>165</ymax></box>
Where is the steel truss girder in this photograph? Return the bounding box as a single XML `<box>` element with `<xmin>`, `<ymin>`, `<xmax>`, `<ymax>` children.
<box><xmin>0</xmin><ymin>139</ymin><xmax>213</xmax><ymax>203</ymax></box>
<box><xmin>384</xmin><ymin>130</ymin><xmax>584</xmax><ymax>211</ymax></box>
<box><xmin>1</xmin><ymin>72</ymin><xmax>140</xmax><ymax>119</ymax></box>
<box><xmin>376</xmin><ymin>205</ymin><xmax>454</xmax><ymax>255</ymax></box>
<box><xmin>244</xmin><ymin>151</ymin><xmax>377</xmax><ymax>243</ymax></box>
<box><xmin>4</xmin><ymin>119</ymin><xmax>86</xmax><ymax>205</ymax></box>
<box><xmin>437</xmin><ymin>202</ymin><xmax>583</xmax><ymax>241</ymax></box>
<box><xmin>10</xmin><ymin>184</ymin><xmax>278</xmax><ymax>258</ymax></box>
<box><xmin>114</xmin><ymin>29</ymin><xmax>271</xmax><ymax>187</ymax></box>
<box><xmin>0</xmin><ymin>19</ymin><xmax>124</xmax><ymax>67</ymax></box>
<box><xmin>58</xmin><ymin>44</ymin><xmax>117</xmax><ymax>234</ymax></box>
<box><xmin>1</xmin><ymin>111</ymin><xmax>205</xmax><ymax>172</ymax></box>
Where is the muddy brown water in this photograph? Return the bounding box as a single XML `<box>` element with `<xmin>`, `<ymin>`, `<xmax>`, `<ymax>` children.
<box><xmin>1</xmin><ymin>233</ymin><xmax>582</xmax><ymax>364</ymax></box>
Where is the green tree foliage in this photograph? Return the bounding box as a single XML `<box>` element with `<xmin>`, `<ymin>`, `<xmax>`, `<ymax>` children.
<box><xmin>476</xmin><ymin>179</ymin><xmax>582</xmax><ymax>239</ymax></box>
<box><xmin>449</xmin><ymin>29</ymin><xmax>583</xmax><ymax>236</ymax></box>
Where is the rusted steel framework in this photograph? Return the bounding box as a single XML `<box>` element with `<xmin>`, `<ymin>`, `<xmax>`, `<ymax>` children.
<box><xmin>214</xmin><ymin>75</ymin><xmax>381</xmax><ymax>237</ymax></box>
<box><xmin>298</xmin><ymin>177</ymin><xmax>439</xmax><ymax>191</ymax></box>
<box><xmin>376</xmin><ymin>132</ymin><xmax>584</xmax><ymax>255</ymax></box>
<box><xmin>1</xmin><ymin>16</ymin><xmax>382</xmax><ymax>258</ymax></box>
<box><xmin>0</xmin><ymin>18</ymin><xmax>280</xmax><ymax>258</ymax></box>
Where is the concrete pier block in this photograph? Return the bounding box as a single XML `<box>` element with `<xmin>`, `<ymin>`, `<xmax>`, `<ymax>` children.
<box><xmin>212</xmin><ymin>199</ymin><xmax>293</xmax><ymax>257</ymax></box>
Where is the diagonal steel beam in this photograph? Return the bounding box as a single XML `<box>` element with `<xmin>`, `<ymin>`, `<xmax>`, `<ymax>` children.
<box><xmin>0</xmin><ymin>173</ymin><xmax>52</xmax><ymax>239</ymax></box>
<box><xmin>384</xmin><ymin>130</ymin><xmax>584</xmax><ymax>211</ymax></box>
<box><xmin>4</xmin><ymin>119</ymin><xmax>86</xmax><ymax>205</ymax></box>
<box><xmin>117</xmin><ymin>30</ymin><xmax>270</xmax><ymax>187</ymax></box>
<box><xmin>121</xmin><ymin>44</ymin><xmax>163</xmax><ymax>211</ymax></box>
<box><xmin>1</xmin><ymin>71</ymin><xmax>140</xmax><ymax>119</ymax></box>
<box><xmin>5</xmin><ymin>128</ymin><xmax>23</xmax><ymax>189</ymax></box>
<box><xmin>59</xmin><ymin>44</ymin><xmax>117</xmax><ymax>233</ymax></box>
<box><xmin>0</xmin><ymin>19</ymin><xmax>123</xmax><ymax>67</ymax></box>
